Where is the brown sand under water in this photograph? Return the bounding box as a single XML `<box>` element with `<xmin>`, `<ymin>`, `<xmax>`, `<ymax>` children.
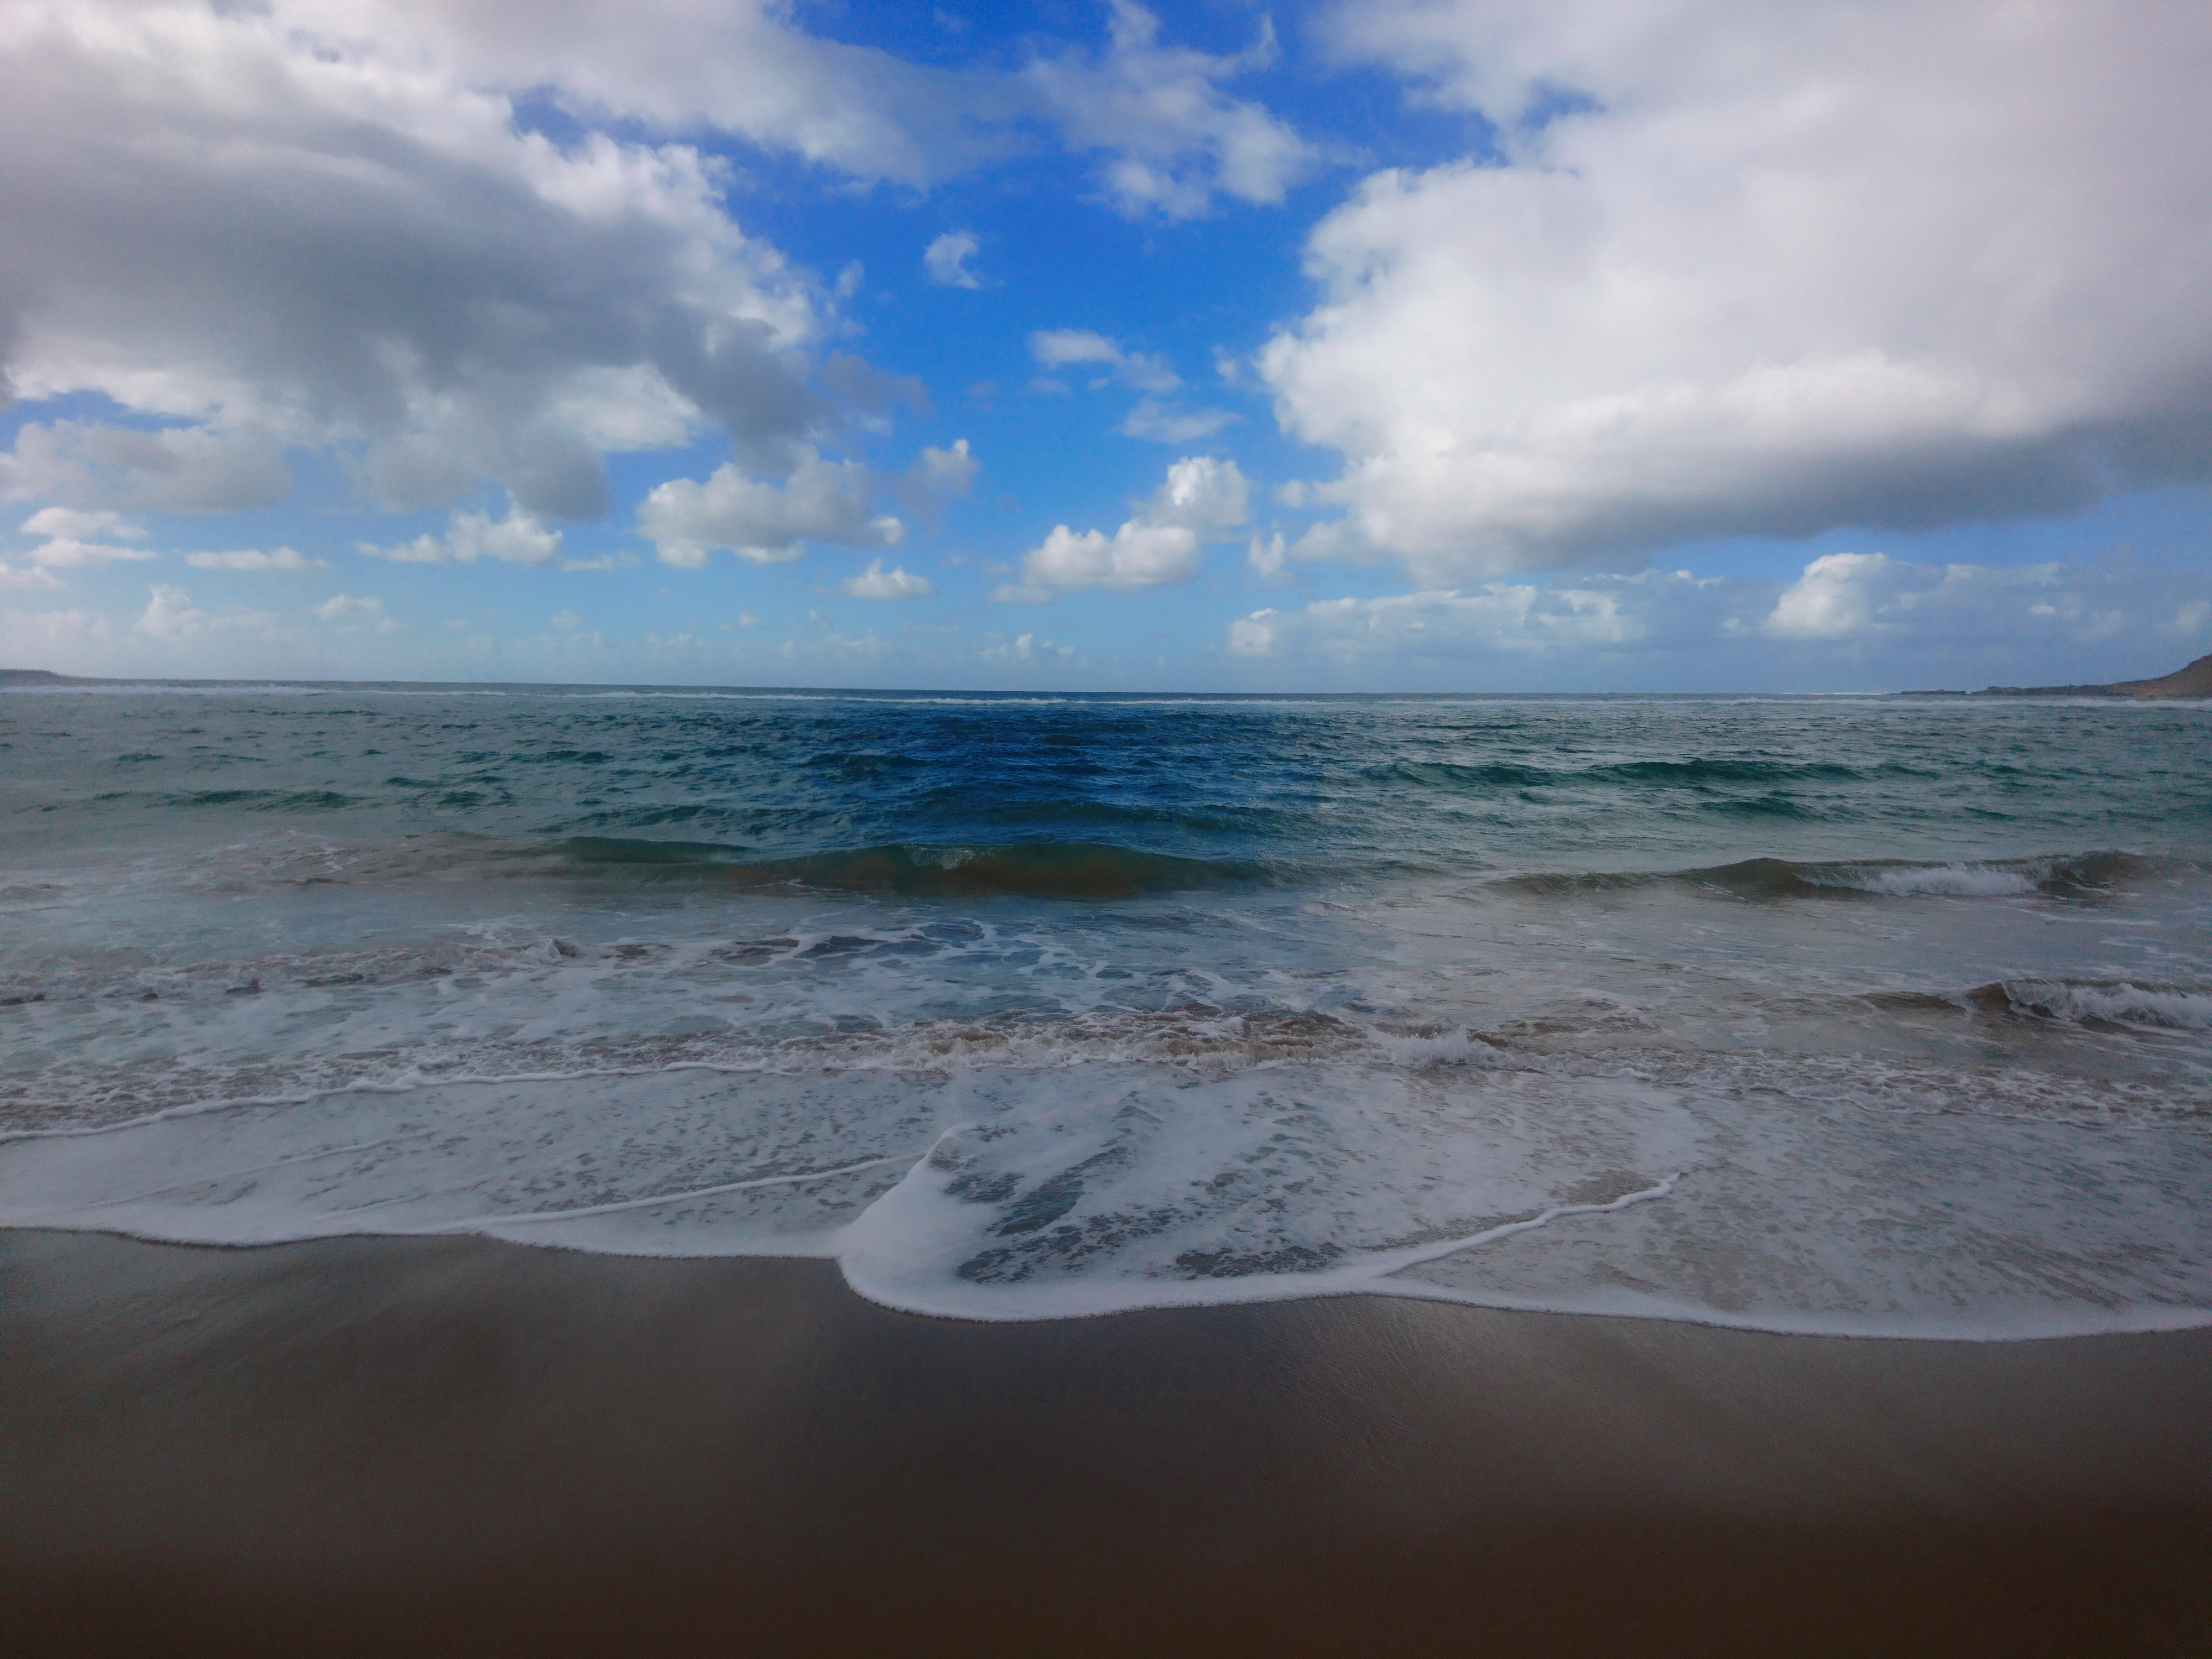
<box><xmin>2</xmin><ymin>1230</ymin><xmax>2208</xmax><ymax>1657</ymax></box>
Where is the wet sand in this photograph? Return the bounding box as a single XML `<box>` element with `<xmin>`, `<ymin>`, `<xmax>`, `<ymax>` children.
<box><xmin>2</xmin><ymin>1230</ymin><xmax>2209</xmax><ymax>1657</ymax></box>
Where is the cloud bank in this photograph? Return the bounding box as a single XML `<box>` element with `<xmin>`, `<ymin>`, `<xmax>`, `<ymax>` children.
<box><xmin>1229</xmin><ymin>548</ymin><xmax>2212</xmax><ymax>688</ymax></box>
<box><xmin>1260</xmin><ymin>0</ymin><xmax>2212</xmax><ymax>582</ymax></box>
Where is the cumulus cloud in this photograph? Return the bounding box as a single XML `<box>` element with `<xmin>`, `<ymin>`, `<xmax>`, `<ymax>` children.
<box><xmin>16</xmin><ymin>508</ymin><xmax>159</xmax><ymax>570</ymax></box>
<box><xmin>841</xmin><ymin>559</ymin><xmax>936</xmax><ymax>599</ymax></box>
<box><xmin>0</xmin><ymin>0</ymin><xmax>851</xmax><ymax>525</ymax></box>
<box><xmin>267</xmin><ymin>0</ymin><xmax>1311</xmax><ymax>218</ymax></box>
<box><xmin>0</xmin><ymin>564</ymin><xmax>65</xmax><ymax>592</ymax></box>
<box><xmin>1261</xmin><ymin>0</ymin><xmax>2212</xmax><ymax>581</ymax></box>
<box><xmin>924</xmin><ymin>232</ymin><xmax>982</xmax><ymax>289</ymax></box>
<box><xmin>314</xmin><ymin>593</ymin><xmax>399</xmax><ymax>632</ymax></box>
<box><xmin>138</xmin><ymin>583</ymin><xmax>275</xmax><ymax>640</ymax></box>
<box><xmin>1753</xmin><ymin>551</ymin><xmax>2204</xmax><ymax>650</ymax></box>
<box><xmin>362</xmin><ymin>507</ymin><xmax>562</xmax><ymax>567</ymax></box>
<box><xmin>999</xmin><ymin>455</ymin><xmax>1248</xmax><ymax>598</ymax></box>
<box><xmin>1230</xmin><ymin>577</ymin><xmax>1683</xmax><ymax>661</ymax></box>
<box><xmin>21</xmin><ymin>508</ymin><xmax>142</xmax><ymax>542</ymax></box>
<box><xmin>182</xmin><ymin>546</ymin><xmax>324</xmax><ymax>571</ymax></box>
<box><xmin>0</xmin><ymin>421</ymin><xmax>289</xmax><ymax>514</ymax></box>
<box><xmin>1022</xmin><ymin>1</ymin><xmax>1324</xmax><ymax>218</ymax></box>
<box><xmin>1763</xmin><ymin>554</ymin><xmax>1897</xmax><ymax>641</ymax></box>
<box><xmin>982</xmin><ymin>631</ymin><xmax>1075</xmax><ymax>665</ymax></box>
<box><xmin>1246</xmin><ymin>531</ymin><xmax>1291</xmax><ymax>586</ymax></box>
<box><xmin>899</xmin><ymin>438</ymin><xmax>979</xmax><ymax>521</ymax></box>
<box><xmin>1009</xmin><ymin>523</ymin><xmax>1199</xmax><ymax>598</ymax></box>
<box><xmin>639</xmin><ymin>446</ymin><xmax>903</xmax><ymax>567</ymax></box>
<box><xmin>1225</xmin><ymin>550</ymin><xmax>2212</xmax><ymax>687</ymax></box>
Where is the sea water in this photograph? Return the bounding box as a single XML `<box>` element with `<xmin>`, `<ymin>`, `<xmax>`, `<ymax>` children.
<box><xmin>2</xmin><ymin>684</ymin><xmax>2208</xmax><ymax>1335</ymax></box>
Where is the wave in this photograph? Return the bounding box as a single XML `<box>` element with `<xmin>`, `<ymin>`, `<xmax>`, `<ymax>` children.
<box><xmin>6</xmin><ymin>1031</ymin><xmax>2208</xmax><ymax>1338</ymax></box>
<box><xmin>1990</xmin><ymin>979</ymin><xmax>2212</xmax><ymax>1031</ymax></box>
<box><xmin>541</xmin><ymin>838</ymin><xmax>1262</xmax><ymax>898</ymax></box>
<box><xmin>1498</xmin><ymin>849</ymin><xmax>2162</xmax><ymax>902</ymax></box>
<box><xmin>1364</xmin><ymin>756</ymin><xmax>1895</xmax><ymax>791</ymax></box>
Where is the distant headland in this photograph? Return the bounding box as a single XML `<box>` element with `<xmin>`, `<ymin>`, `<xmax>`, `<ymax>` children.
<box><xmin>1903</xmin><ymin>653</ymin><xmax>2212</xmax><ymax>698</ymax></box>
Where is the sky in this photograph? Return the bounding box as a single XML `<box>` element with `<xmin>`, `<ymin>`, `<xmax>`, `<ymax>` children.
<box><xmin>2</xmin><ymin>0</ymin><xmax>2209</xmax><ymax>692</ymax></box>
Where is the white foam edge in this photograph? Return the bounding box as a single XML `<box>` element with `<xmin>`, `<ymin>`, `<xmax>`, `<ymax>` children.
<box><xmin>0</xmin><ymin>1066</ymin><xmax>750</xmax><ymax>1144</ymax></box>
<box><xmin>0</xmin><ymin>1025</ymin><xmax>1524</xmax><ymax>1147</ymax></box>
<box><xmin>13</xmin><ymin>1207</ymin><xmax>2210</xmax><ymax>1344</ymax></box>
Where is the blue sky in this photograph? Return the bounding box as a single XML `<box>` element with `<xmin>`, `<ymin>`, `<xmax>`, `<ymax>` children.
<box><xmin>2</xmin><ymin>0</ymin><xmax>2208</xmax><ymax>691</ymax></box>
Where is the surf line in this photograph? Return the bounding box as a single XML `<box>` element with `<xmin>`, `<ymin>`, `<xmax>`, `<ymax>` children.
<box><xmin>439</xmin><ymin>1152</ymin><xmax>924</xmax><ymax>1230</ymax></box>
<box><xmin>0</xmin><ymin>1059</ymin><xmax>925</xmax><ymax>1144</ymax></box>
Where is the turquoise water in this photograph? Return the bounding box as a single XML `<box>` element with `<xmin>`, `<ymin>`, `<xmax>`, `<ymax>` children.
<box><xmin>2</xmin><ymin>684</ymin><xmax>2208</xmax><ymax>1332</ymax></box>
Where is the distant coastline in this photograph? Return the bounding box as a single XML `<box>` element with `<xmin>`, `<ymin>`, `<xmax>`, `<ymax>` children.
<box><xmin>1901</xmin><ymin>652</ymin><xmax>2212</xmax><ymax>699</ymax></box>
<box><xmin>8</xmin><ymin>658</ymin><xmax>2210</xmax><ymax>697</ymax></box>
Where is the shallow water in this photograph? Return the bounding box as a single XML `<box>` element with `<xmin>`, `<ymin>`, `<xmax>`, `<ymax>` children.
<box><xmin>3</xmin><ymin>683</ymin><xmax>2208</xmax><ymax>1333</ymax></box>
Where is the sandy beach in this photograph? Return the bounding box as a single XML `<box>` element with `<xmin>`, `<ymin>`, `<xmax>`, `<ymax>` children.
<box><xmin>2</xmin><ymin>1230</ymin><xmax>2208</xmax><ymax>1657</ymax></box>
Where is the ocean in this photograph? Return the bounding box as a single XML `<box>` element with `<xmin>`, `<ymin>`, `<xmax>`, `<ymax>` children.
<box><xmin>2</xmin><ymin>683</ymin><xmax>2207</xmax><ymax>1336</ymax></box>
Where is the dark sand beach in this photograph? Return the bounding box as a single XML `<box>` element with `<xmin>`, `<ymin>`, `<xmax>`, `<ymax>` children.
<box><xmin>3</xmin><ymin>1232</ymin><xmax>2208</xmax><ymax>1657</ymax></box>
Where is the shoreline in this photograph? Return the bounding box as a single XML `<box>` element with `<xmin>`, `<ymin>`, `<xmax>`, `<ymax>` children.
<box><xmin>4</xmin><ymin>1230</ymin><xmax>2210</xmax><ymax>1656</ymax></box>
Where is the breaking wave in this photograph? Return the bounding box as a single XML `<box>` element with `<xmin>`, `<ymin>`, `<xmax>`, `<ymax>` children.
<box><xmin>542</xmin><ymin>838</ymin><xmax>1265</xmax><ymax>898</ymax></box>
<box><xmin>1498</xmin><ymin>850</ymin><xmax>2162</xmax><ymax>902</ymax></box>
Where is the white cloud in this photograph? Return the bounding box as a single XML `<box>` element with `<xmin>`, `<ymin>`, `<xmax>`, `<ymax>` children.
<box><xmin>0</xmin><ymin>0</ymin><xmax>845</xmax><ymax>524</ymax></box>
<box><xmin>1755</xmin><ymin>551</ymin><xmax>2184</xmax><ymax>649</ymax></box>
<box><xmin>0</xmin><ymin>0</ymin><xmax>1318</xmax><ymax>553</ymax></box>
<box><xmin>899</xmin><ymin>437</ymin><xmax>980</xmax><ymax>521</ymax></box>
<box><xmin>982</xmin><ymin>630</ymin><xmax>1074</xmax><ymax>665</ymax></box>
<box><xmin>1224</xmin><ymin>550</ymin><xmax>2212</xmax><ymax>686</ymax></box>
<box><xmin>138</xmin><ymin>583</ymin><xmax>275</xmax><ymax>640</ymax></box>
<box><xmin>1230</xmin><ymin>580</ymin><xmax>1666</xmax><ymax>660</ymax></box>
<box><xmin>841</xmin><ymin>559</ymin><xmax>936</xmax><ymax>599</ymax></box>
<box><xmin>1007</xmin><ymin>523</ymin><xmax>1198</xmax><ymax>598</ymax></box>
<box><xmin>182</xmin><ymin>546</ymin><xmax>324</xmax><ymax>571</ymax></box>
<box><xmin>1150</xmin><ymin>454</ymin><xmax>1251</xmax><ymax>535</ymax></box>
<box><xmin>1119</xmin><ymin>399</ymin><xmax>1240</xmax><ymax>444</ymax></box>
<box><xmin>1000</xmin><ymin>455</ymin><xmax>1249</xmax><ymax>598</ymax></box>
<box><xmin>314</xmin><ymin>593</ymin><xmax>399</xmax><ymax>632</ymax></box>
<box><xmin>0</xmin><ymin>565</ymin><xmax>65</xmax><ymax>592</ymax></box>
<box><xmin>640</xmin><ymin>447</ymin><xmax>902</xmax><ymax>567</ymax></box>
<box><xmin>24</xmin><ymin>540</ymin><xmax>158</xmax><ymax>570</ymax></box>
<box><xmin>17</xmin><ymin>505</ymin><xmax>157</xmax><ymax>568</ymax></box>
<box><xmin>284</xmin><ymin>0</ymin><xmax>1306</xmax><ymax>219</ymax></box>
<box><xmin>1262</xmin><ymin>0</ymin><xmax>2212</xmax><ymax>581</ymax></box>
<box><xmin>138</xmin><ymin>585</ymin><xmax>206</xmax><ymax>641</ymax></box>
<box><xmin>362</xmin><ymin>508</ymin><xmax>562</xmax><ymax>567</ymax></box>
<box><xmin>550</xmin><ymin>608</ymin><xmax>583</xmax><ymax>629</ymax></box>
<box><xmin>909</xmin><ymin>439</ymin><xmax>979</xmax><ymax>497</ymax></box>
<box><xmin>1246</xmin><ymin>531</ymin><xmax>1291</xmax><ymax>586</ymax></box>
<box><xmin>21</xmin><ymin>508</ymin><xmax>144</xmax><ymax>541</ymax></box>
<box><xmin>1027</xmin><ymin>330</ymin><xmax>1180</xmax><ymax>394</ymax></box>
<box><xmin>0</xmin><ymin>421</ymin><xmax>289</xmax><ymax>514</ymax></box>
<box><xmin>924</xmin><ymin>231</ymin><xmax>982</xmax><ymax>289</ymax></box>
<box><xmin>1022</xmin><ymin>1</ymin><xmax>1323</xmax><ymax>218</ymax></box>
<box><xmin>4</xmin><ymin>606</ymin><xmax>111</xmax><ymax>641</ymax></box>
<box><xmin>1764</xmin><ymin>554</ymin><xmax>1900</xmax><ymax>641</ymax></box>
